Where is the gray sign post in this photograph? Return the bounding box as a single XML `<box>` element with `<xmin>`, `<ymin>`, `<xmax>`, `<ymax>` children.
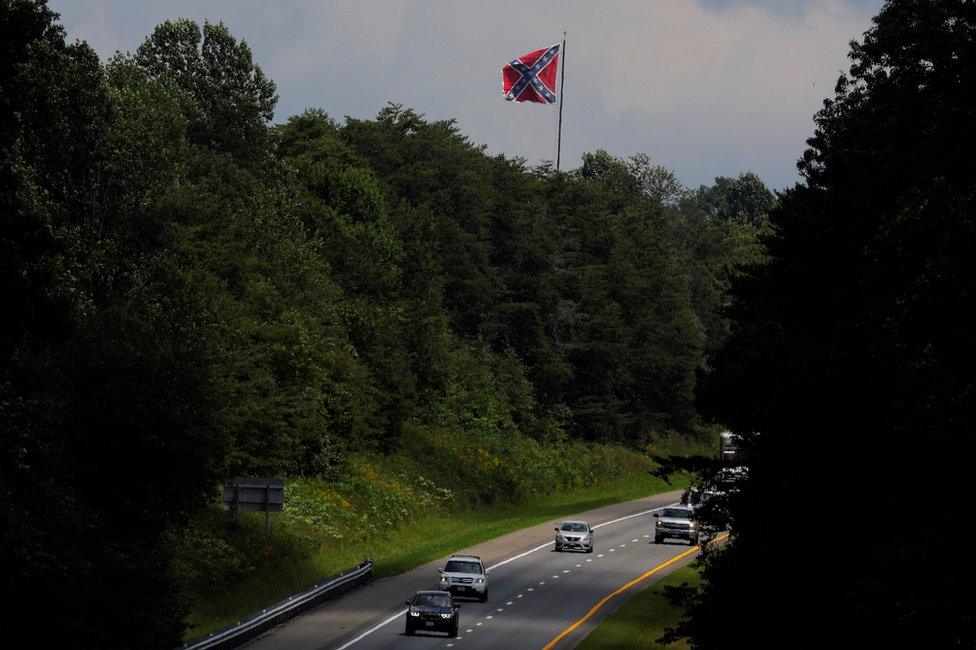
<box><xmin>223</xmin><ymin>477</ymin><xmax>284</xmax><ymax>538</ymax></box>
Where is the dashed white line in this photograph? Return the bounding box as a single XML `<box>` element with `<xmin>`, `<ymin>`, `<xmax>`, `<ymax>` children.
<box><xmin>632</xmin><ymin>539</ymin><xmax>639</xmax><ymax>542</ymax></box>
<box><xmin>609</xmin><ymin>548</ymin><xmax>616</xmax><ymax>552</ymax></box>
<box><xmin>620</xmin><ymin>544</ymin><xmax>627</xmax><ymax>547</ymax></box>
<box><xmin>486</xmin><ymin>615</ymin><xmax>493</xmax><ymax>620</ymax></box>
<box><xmin>506</xmin><ymin>601</ymin><xmax>514</xmax><ymax>605</ymax></box>
<box><xmin>466</xmin><ymin>629</ymin><xmax>473</xmax><ymax>633</ymax></box>
<box><xmin>598</xmin><ymin>554</ymin><xmax>605</xmax><ymax>557</ymax></box>
<box><xmin>476</xmin><ymin>622</ymin><xmax>483</xmax><ymax>626</ymax></box>
<box><xmin>575</xmin><ymin>564</ymin><xmax>581</xmax><ymax>567</ymax></box>
<box><xmin>586</xmin><ymin>559</ymin><xmax>593</xmax><ymax>562</ymax></box>
<box><xmin>517</xmin><ymin>594</ymin><xmax>524</xmax><ymax>598</ymax></box>
<box><xmin>496</xmin><ymin>608</ymin><xmax>504</xmax><ymax>612</ymax></box>
<box><xmin>562</xmin><ymin>569</ymin><xmax>570</xmax><ymax>573</ymax></box>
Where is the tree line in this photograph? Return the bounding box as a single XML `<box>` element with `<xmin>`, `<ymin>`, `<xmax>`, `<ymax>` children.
<box><xmin>1</xmin><ymin>2</ymin><xmax>773</xmax><ymax>646</ymax></box>
<box><xmin>670</xmin><ymin>0</ymin><xmax>975</xmax><ymax>647</ymax></box>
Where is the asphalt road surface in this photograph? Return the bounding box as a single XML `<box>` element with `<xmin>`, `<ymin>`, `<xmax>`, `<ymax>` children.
<box><xmin>245</xmin><ymin>490</ymin><xmax>697</xmax><ymax>650</ymax></box>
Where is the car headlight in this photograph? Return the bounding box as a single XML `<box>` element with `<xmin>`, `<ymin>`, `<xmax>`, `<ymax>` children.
<box><xmin>475</xmin><ymin>577</ymin><xmax>484</xmax><ymax>583</ymax></box>
<box><xmin>439</xmin><ymin>575</ymin><xmax>448</xmax><ymax>582</ymax></box>
<box><xmin>655</xmin><ymin>520</ymin><xmax>662</xmax><ymax>527</ymax></box>
<box><xmin>440</xmin><ymin>613</ymin><xmax>452</xmax><ymax>619</ymax></box>
<box><xmin>410</xmin><ymin>610</ymin><xmax>420</xmax><ymax>617</ymax></box>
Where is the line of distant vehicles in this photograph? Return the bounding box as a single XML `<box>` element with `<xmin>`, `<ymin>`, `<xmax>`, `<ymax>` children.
<box><xmin>402</xmin><ymin>432</ymin><xmax>746</xmax><ymax>638</ymax></box>
<box><xmin>666</xmin><ymin>431</ymin><xmax>748</xmax><ymax>544</ymax></box>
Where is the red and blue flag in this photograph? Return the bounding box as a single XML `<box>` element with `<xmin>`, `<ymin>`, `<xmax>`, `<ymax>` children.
<box><xmin>502</xmin><ymin>44</ymin><xmax>560</xmax><ymax>104</ymax></box>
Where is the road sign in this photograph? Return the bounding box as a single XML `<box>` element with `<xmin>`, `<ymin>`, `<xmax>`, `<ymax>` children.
<box><xmin>223</xmin><ymin>477</ymin><xmax>284</xmax><ymax>513</ymax></box>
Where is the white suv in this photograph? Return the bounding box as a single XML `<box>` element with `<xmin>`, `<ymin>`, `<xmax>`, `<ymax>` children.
<box><xmin>438</xmin><ymin>555</ymin><xmax>488</xmax><ymax>602</ymax></box>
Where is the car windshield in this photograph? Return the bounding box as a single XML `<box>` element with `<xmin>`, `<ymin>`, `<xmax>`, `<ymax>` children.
<box><xmin>444</xmin><ymin>560</ymin><xmax>482</xmax><ymax>574</ymax></box>
<box><xmin>413</xmin><ymin>594</ymin><xmax>452</xmax><ymax>608</ymax></box>
<box><xmin>663</xmin><ymin>508</ymin><xmax>693</xmax><ymax>519</ymax></box>
<box><xmin>560</xmin><ymin>522</ymin><xmax>588</xmax><ymax>532</ymax></box>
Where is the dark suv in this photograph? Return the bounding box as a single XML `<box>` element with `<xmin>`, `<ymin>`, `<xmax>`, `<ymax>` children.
<box><xmin>404</xmin><ymin>591</ymin><xmax>460</xmax><ymax>637</ymax></box>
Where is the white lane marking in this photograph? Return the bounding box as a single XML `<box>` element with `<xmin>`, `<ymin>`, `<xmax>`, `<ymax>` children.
<box><xmin>620</xmin><ymin>544</ymin><xmax>627</xmax><ymax>547</ymax></box>
<box><xmin>528</xmin><ymin>587</ymin><xmax>535</xmax><ymax>591</ymax></box>
<box><xmin>643</xmin><ymin>534</ymin><xmax>650</xmax><ymax>538</ymax></box>
<box><xmin>336</xmin><ymin>501</ymin><xmax>679</xmax><ymax>648</ymax></box>
<box><xmin>506</xmin><ymin>601</ymin><xmax>514</xmax><ymax>605</ymax></box>
<box><xmin>609</xmin><ymin>548</ymin><xmax>616</xmax><ymax>552</ymax></box>
<box><xmin>591</xmin><ymin>503</ymin><xmax>679</xmax><ymax>530</ymax></box>
<box><xmin>466</xmin><ymin>629</ymin><xmax>473</xmax><ymax>633</ymax></box>
<box><xmin>477</xmin><ymin>622</ymin><xmax>483</xmax><ymax>626</ymax></box>
<box><xmin>517</xmin><ymin>594</ymin><xmax>523</xmax><ymax>598</ymax></box>
<box><xmin>447</xmin><ymin>645</ymin><xmax>453</xmax><ymax>648</ymax></box>
<box><xmin>562</xmin><ymin>570</ymin><xmax>570</xmax><ymax>573</ymax></box>
<box><xmin>586</xmin><ymin>559</ymin><xmax>592</xmax><ymax>562</ymax></box>
<box><xmin>486</xmin><ymin>540</ymin><xmax>554</xmax><ymax>572</ymax></box>
<box><xmin>333</xmin><ymin>609</ymin><xmax>407</xmax><ymax>650</ymax></box>
<box><xmin>552</xmin><ymin>575</ymin><xmax>559</xmax><ymax>578</ymax></box>
<box><xmin>576</xmin><ymin>564</ymin><xmax>581</xmax><ymax>568</ymax></box>
<box><xmin>598</xmin><ymin>554</ymin><xmax>605</xmax><ymax>557</ymax></box>
<box><xmin>632</xmin><ymin>539</ymin><xmax>639</xmax><ymax>542</ymax></box>
<box><xmin>497</xmin><ymin>608</ymin><xmax>504</xmax><ymax>612</ymax></box>
<box><xmin>486</xmin><ymin>615</ymin><xmax>493</xmax><ymax>619</ymax></box>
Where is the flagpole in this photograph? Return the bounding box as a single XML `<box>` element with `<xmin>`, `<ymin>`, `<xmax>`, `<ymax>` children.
<box><xmin>556</xmin><ymin>31</ymin><xmax>566</xmax><ymax>172</ymax></box>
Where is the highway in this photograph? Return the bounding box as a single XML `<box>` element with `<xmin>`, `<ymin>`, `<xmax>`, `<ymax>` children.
<box><xmin>245</xmin><ymin>490</ymin><xmax>702</xmax><ymax>650</ymax></box>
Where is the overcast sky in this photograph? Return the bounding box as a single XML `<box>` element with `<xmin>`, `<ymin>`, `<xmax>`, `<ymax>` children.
<box><xmin>54</xmin><ymin>0</ymin><xmax>883</xmax><ymax>189</ymax></box>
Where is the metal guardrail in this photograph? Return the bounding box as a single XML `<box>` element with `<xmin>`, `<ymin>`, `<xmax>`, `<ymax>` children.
<box><xmin>182</xmin><ymin>559</ymin><xmax>373</xmax><ymax>650</ymax></box>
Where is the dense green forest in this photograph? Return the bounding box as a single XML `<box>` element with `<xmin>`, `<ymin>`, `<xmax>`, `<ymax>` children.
<box><xmin>0</xmin><ymin>2</ymin><xmax>774</xmax><ymax>646</ymax></box>
<box><xmin>669</xmin><ymin>1</ymin><xmax>975</xmax><ymax>647</ymax></box>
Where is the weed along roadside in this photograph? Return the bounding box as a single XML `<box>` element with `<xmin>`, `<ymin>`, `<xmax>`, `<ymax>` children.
<box><xmin>180</xmin><ymin>445</ymin><xmax>697</xmax><ymax>641</ymax></box>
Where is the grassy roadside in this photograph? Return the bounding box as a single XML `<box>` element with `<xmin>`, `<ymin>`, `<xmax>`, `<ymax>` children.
<box><xmin>577</xmin><ymin>562</ymin><xmax>700</xmax><ymax>650</ymax></box>
<box><xmin>184</xmin><ymin>469</ymin><xmax>690</xmax><ymax>641</ymax></box>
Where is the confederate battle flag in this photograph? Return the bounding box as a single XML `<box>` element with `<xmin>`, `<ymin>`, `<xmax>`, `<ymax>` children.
<box><xmin>501</xmin><ymin>44</ymin><xmax>560</xmax><ymax>104</ymax></box>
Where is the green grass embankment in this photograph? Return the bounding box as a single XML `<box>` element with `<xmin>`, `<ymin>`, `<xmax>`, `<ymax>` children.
<box><xmin>183</xmin><ymin>465</ymin><xmax>690</xmax><ymax>641</ymax></box>
<box><xmin>577</xmin><ymin>562</ymin><xmax>700</xmax><ymax>650</ymax></box>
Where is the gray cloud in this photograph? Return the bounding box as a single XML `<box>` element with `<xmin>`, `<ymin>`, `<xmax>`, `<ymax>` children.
<box><xmin>54</xmin><ymin>0</ymin><xmax>881</xmax><ymax>188</ymax></box>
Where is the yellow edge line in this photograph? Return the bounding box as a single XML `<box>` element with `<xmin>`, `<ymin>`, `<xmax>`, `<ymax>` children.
<box><xmin>540</xmin><ymin>533</ymin><xmax>729</xmax><ymax>650</ymax></box>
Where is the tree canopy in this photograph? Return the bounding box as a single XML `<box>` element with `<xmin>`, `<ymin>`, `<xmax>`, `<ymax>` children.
<box><xmin>678</xmin><ymin>1</ymin><xmax>976</xmax><ymax>647</ymax></box>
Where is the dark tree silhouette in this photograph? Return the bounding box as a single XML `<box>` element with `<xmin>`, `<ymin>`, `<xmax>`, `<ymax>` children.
<box><xmin>680</xmin><ymin>1</ymin><xmax>976</xmax><ymax>647</ymax></box>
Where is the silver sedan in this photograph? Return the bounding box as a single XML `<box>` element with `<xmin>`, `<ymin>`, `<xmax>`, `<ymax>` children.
<box><xmin>554</xmin><ymin>520</ymin><xmax>593</xmax><ymax>553</ymax></box>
